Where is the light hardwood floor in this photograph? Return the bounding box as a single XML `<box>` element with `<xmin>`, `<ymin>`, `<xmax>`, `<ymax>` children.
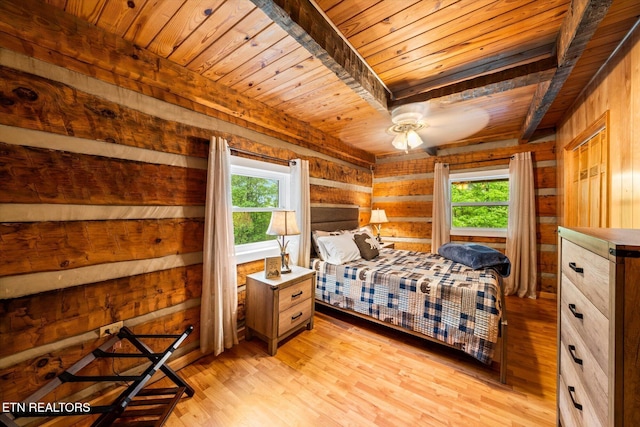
<box><xmin>165</xmin><ymin>296</ymin><xmax>557</xmax><ymax>426</ymax></box>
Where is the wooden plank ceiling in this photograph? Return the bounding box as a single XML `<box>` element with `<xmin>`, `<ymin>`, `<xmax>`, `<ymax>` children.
<box><xmin>45</xmin><ymin>0</ymin><xmax>640</xmax><ymax>157</ymax></box>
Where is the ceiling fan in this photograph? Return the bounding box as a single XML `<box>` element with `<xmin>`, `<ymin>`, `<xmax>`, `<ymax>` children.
<box><xmin>386</xmin><ymin>101</ymin><xmax>490</xmax><ymax>155</ymax></box>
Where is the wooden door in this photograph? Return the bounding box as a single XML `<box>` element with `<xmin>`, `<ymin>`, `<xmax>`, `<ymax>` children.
<box><xmin>565</xmin><ymin>114</ymin><xmax>609</xmax><ymax>227</ymax></box>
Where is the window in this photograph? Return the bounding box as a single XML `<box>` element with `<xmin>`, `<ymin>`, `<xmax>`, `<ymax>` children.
<box><xmin>231</xmin><ymin>156</ymin><xmax>291</xmax><ymax>262</ymax></box>
<box><xmin>449</xmin><ymin>169</ymin><xmax>509</xmax><ymax>237</ymax></box>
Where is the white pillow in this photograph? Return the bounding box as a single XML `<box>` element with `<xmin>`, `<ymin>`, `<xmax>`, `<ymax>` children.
<box><xmin>316</xmin><ymin>234</ymin><xmax>361</xmax><ymax>265</ymax></box>
<box><xmin>312</xmin><ymin>230</ymin><xmax>342</xmax><ymax>260</ymax></box>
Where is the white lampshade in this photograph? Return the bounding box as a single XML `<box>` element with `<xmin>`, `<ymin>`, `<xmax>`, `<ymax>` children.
<box><xmin>406</xmin><ymin>130</ymin><xmax>424</xmax><ymax>148</ymax></box>
<box><xmin>370</xmin><ymin>208</ymin><xmax>388</xmax><ymax>224</ymax></box>
<box><xmin>266</xmin><ymin>210</ymin><xmax>300</xmax><ymax>236</ymax></box>
<box><xmin>392</xmin><ymin>132</ymin><xmax>407</xmax><ymax>150</ymax></box>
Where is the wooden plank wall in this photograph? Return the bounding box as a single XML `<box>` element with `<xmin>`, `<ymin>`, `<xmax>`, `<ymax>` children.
<box><xmin>374</xmin><ymin>139</ymin><xmax>558</xmax><ymax>294</ymax></box>
<box><xmin>0</xmin><ymin>21</ymin><xmax>371</xmax><ymax>417</ymax></box>
<box><xmin>0</xmin><ymin>63</ymin><xmax>207</xmax><ymax>408</ymax></box>
<box><xmin>557</xmin><ymin>22</ymin><xmax>640</xmax><ymax>228</ymax></box>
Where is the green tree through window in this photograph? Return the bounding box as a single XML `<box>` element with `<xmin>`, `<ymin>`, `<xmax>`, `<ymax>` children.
<box><xmin>231</xmin><ymin>175</ymin><xmax>279</xmax><ymax>245</ymax></box>
<box><xmin>450</xmin><ymin>179</ymin><xmax>509</xmax><ymax>228</ymax></box>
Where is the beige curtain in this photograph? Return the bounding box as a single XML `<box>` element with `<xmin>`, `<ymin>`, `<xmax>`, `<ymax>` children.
<box><xmin>200</xmin><ymin>137</ymin><xmax>238</xmax><ymax>356</ymax></box>
<box><xmin>505</xmin><ymin>152</ymin><xmax>537</xmax><ymax>298</ymax></box>
<box><xmin>431</xmin><ymin>162</ymin><xmax>450</xmax><ymax>253</ymax></box>
<box><xmin>290</xmin><ymin>159</ymin><xmax>311</xmax><ymax>268</ymax></box>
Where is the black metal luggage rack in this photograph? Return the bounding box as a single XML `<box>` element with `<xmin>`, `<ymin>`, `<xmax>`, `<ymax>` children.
<box><xmin>0</xmin><ymin>325</ymin><xmax>195</xmax><ymax>427</ymax></box>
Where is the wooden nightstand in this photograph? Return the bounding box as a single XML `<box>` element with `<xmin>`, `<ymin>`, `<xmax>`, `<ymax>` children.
<box><xmin>379</xmin><ymin>241</ymin><xmax>395</xmax><ymax>249</ymax></box>
<box><xmin>245</xmin><ymin>266</ymin><xmax>316</xmax><ymax>355</ymax></box>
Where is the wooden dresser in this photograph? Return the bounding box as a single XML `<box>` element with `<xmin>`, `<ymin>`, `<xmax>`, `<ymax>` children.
<box><xmin>557</xmin><ymin>227</ymin><xmax>640</xmax><ymax>427</ymax></box>
<box><xmin>245</xmin><ymin>266</ymin><xmax>316</xmax><ymax>355</ymax></box>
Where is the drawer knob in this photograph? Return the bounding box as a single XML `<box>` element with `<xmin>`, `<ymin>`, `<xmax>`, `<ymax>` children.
<box><xmin>568</xmin><ymin>386</ymin><xmax>583</xmax><ymax>411</ymax></box>
<box><xmin>568</xmin><ymin>303</ymin><xmax>584</xmax><ymax>319</ymax></box>
<box><xmin>569</xmin><ymin>262</ymin><xmax>584</xmax><ymax>273</ymax></box>
<box><xmin>291</xmin><ymin>312</ymin><xmax>303</xmax><ymax>321</ymax></box>
<box><xmin>568</xmin><ymin>345</ymin><xmax>583</xmax><ymax>365</ymax></box>
<box><xmin>291</xmin><ymin>290</ymin><xmax>303</xmax><ymax>299</ymax></box>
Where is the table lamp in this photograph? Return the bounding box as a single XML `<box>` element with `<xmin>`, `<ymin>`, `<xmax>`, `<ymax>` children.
<box><xmin>266</xmin><ymin>210</ymin><xmax>300</xmax><ymax>273</ymax></box>
<box><xmin>369</xmin><ymin>208</ymin><xmax>388</xmax><ymax>242</ymax></box>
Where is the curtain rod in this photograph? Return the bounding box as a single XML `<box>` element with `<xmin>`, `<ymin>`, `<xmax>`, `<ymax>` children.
<box><xmin>444</xmin><ymin>155</ymin><xmax>514</xmax><ymax>167</ymax></box>
<box><xmin>230</xmin><ymin>147</ymin><xmax>296</xmax><ymax>166</ymax></box>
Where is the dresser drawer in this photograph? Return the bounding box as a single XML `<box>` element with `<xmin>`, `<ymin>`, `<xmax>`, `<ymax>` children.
<box><xmin>560</xmin><ymin>314</ymin><xmax>608</xmax><ymax>425</ymax></box>
<box><xmin>278</xmin><ymin>301</ymin><xmax>312</xmax><ymax>336</ymax></box>
<box><xmin>279</xmin><ymin>278</ymin><xmax>313</xmax><ymax>312</ymax></box>
<box><xmin>558</xmin><ymin>374</ymin><xmax>603</xmax><ymax>427</ymax></box>
<box><xmin>561</xmin><ymin>274</ymin><xmax>609</xmax><ymax>373</ymax></box>
<box><xmin>561</xmin><ymin>239</ymin><xmax>610</xmax><ymax>318</ymax></box>
<box><xmin>559</xmin><ymin>344</ymin><xmax>605</xmax><ymax>427</ymax></box>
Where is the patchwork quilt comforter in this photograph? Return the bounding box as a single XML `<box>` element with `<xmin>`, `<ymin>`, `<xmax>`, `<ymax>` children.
<box><xmin>312</xmin><ymin>249</ymin><xmax>503</xmax><ymax>364</ymax></box>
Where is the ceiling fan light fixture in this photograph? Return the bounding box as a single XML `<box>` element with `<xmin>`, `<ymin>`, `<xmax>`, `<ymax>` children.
<box><xmin>387</xmin><ymin>123</ymin><xmax>425</xmax><ymax>152</ymax></box>
<box><xmin>390</xmin><ymin>104</ymin><xmax>427</xmax><ymax>125</ymax></box>
<box><xmin>388</xmin><ymin>103</ymin><xmax>430</xmax><ymax>152</ymax></box>
<box><xmin>392</xmin><ymin>111</ymin><xmax>423</xmax><ymax>125</ymax></box>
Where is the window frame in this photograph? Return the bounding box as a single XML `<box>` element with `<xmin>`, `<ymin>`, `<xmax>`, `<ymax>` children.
<box><xmin>448</xmin><ymin>168</ymin><xmax>509</xmax><ymax>238</ymax></box>
<box><xmin>230</xmin><ymin>156</ymin><xmax>291</xmax><ymax>263</ymax></box>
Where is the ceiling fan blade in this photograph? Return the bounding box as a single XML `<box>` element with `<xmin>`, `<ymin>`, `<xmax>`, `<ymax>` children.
<box><xmin>417</xmin><ymin>104</ymin><xmax>489</xmax><ymax>146</ymax></box>
<box><xmin>423</xmin><ymin>146</ymin><xmax>438</xmax><ymax>156</ymax></box>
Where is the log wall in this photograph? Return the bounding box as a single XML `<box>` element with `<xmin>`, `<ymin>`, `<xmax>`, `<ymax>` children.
<box><xmin>0</xmin><ymin>6</ymin><xmax>372</xmax><ymax>415</ymax></box>
<box><xmin>374</xmin><ymin>139</ymin><xmax>559</xmax><ymax>294</ymax></box>
<box><xmin>557</xmin><ymin>22</ymin><xmax>640</xmax><ymax>229</ymax></box>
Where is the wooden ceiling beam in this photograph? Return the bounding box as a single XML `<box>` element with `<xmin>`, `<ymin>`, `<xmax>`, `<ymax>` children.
<box><xmin>520</xmin><ymin>0</ymin><xmax>612</xmax><ymax>141</ymax></box>
<box><xmin>392</xmin><ymin>44</ymin><xmax>556</xmax><ymax>101</ymax></box>
<box><xmin>250</xmin><ymin>0</ymin><xmax>389</xmax><ymax>113</ymax></box>
<box><xmin>389</xmin><ymin>57</ymin><xmax>558</xmax><ymax>109</ymax></box>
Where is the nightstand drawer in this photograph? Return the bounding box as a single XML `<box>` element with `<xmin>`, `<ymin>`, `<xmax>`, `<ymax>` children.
<box><xmin>561</xmin><ymin>239</ymin><xmax>610</xmax><ymax>318</ymax></box>
<box><xmin>278</xmin><ymin>302</ymin><xmax>312</xmax><ymax>336</ymax></box>
<box><xmin>279</xmin><ymin>278</ymin><xmax>312</xmax><ymax>312</ymax></box>
<box><xmin>561</xmin><ymin>274</ymin><xmax>609</xmax><ymax>373</ymax></box>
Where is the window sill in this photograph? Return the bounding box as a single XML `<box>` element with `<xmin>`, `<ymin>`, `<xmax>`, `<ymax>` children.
<box><xmin>450</xmin><ymin>228</ymin><xmax>507</xmax><ymax>238</ymax></box>
<box><xmin>235</xmin><ymin>246</ymin><xmax>280</xmax><ymax>265</ymax></box>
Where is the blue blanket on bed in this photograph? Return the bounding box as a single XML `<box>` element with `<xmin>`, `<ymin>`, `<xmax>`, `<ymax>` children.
<box><xmin>438</xmin><ymin>243</ymin><xmax>511</xmax><ymax>277</ymax></box>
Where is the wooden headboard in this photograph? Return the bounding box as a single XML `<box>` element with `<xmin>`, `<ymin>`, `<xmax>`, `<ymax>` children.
<box><xmin>310</xmin><ymin>206</ymin><xmax>359</xmax><ymax>233</ymax></box>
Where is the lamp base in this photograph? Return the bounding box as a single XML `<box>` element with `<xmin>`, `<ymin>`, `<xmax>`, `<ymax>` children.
<box><xmin>280</xmin><ymin>252</ymin><xmax>292</xmax><ymax>274</ymax></box>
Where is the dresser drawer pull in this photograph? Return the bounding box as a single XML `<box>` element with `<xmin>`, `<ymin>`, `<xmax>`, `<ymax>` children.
<box><xmin>291</xmin><ymin>290</ymin><xmax>304</xmax><ymax>299</ymax></box>
<box><xmin>568</xmin><ymin>345</ymin><xmax>583</xmax><ymax>365</ymax></box>
<box><xmin>568</xmin><ymin>303</ymin><xmax>584</xmax><ymax>319</ymax></box>
<box><xmin>291</xmin><ymin>312</ymin><xmax>303</xmax><ymax>321</ymax></box>
<box><xmin>568</xmin><ymin>262</ymin><xmax>584</xmax><ymax>273</ymax></box>
<box><xmin>568</xmin><ymin>386</ymin><xmax>583</xmax><ymax>411</ymax></box>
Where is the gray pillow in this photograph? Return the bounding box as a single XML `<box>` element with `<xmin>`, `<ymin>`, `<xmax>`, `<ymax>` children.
<box><xmin>353</xmin><ymin>233</ymin><xmax>379</xmax><ymax>260</ymax></box>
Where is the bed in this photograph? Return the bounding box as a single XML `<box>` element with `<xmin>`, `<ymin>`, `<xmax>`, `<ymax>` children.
<box><xmin>310</xmin><ymin>206</ymin><xmax>508</xmax><ymax>383</ymax></box>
